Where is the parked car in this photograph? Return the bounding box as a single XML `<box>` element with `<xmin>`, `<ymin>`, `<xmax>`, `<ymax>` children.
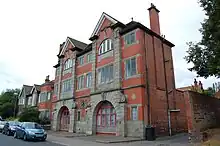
<box><xmin>0</xmin><ymin>121</ymin><xmax>6</xmax><ymax>132</ymax></box>
<box><xmin>2</xmin><ymin>121</ymin><xmax>20</xmax><ymax>136</ymax></box>
<box><xmin>14</xmin><ymin>122</ymin><xmax>47</xmax><ymax>141</ymax></box>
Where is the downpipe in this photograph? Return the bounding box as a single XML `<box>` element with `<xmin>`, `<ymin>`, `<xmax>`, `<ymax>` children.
<box><xmin>161</xmin><ymin>37</ymin><xmax>172</xmax><ymax>136</ymax></box>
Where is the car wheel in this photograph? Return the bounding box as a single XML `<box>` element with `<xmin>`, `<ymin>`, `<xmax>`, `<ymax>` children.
<box><xmin>23</xmin><ymin>134</ymin><xmax>27</xmax><ymax>141</ymax></box>
<box><xmin>13</xmin><ymin>132</ymin><xmax>17</xmax><ymax>139</ymax></box>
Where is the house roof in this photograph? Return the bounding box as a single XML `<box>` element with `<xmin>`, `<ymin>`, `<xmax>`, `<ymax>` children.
<box><xmin>68</xmin><ymin>37</ymin><xmax>88</xmax><ymax>50</ymax></box>
<box><xmin>90</xmin><ymin>12</ymin><xmax>122</xmax><ymax>38</ymax></box>
<box><xmin>19</xmin><ymin>85</ymin><xmax>33</xmax><ymax>97</ymax></box>
<box><xmin>58</xmin><ymin>37</ymin><xmax>88</xmax><ymax>57</ymax></box>
<box><xmin>119</xmin><ymin>21</ymin><xmax>174</xmax><ymax>47</ymax></box>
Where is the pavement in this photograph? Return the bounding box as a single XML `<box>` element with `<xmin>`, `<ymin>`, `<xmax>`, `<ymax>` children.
<box><xmin>0</xmin><ymin>130</ymin><xmax>198</xmax><ymax>146</ymax></box>
<box><xmin>47</xmin><ymin>132</ymin><xmax>193</xmax><ymax>146</ymax></box>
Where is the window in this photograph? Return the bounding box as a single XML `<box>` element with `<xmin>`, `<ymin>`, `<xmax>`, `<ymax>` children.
<box><xmin>47</xmin><ymin>92</ymin><xmax>51</xmax><ymax>100</ymax></box>
<box><xmin>62</xmin><ymin>79</ymin><xmax>72</xmax><ymax>92</ymax></box>
<box><xmin>97</xmin><ymin>102</ymin><xmax>116</xmax><ymax>127</ymax></box>
<box><xmin>64</xmin><ymin>59</ymin><xmax>73</xmax><ymax>70</ymax></box>
<box><xmin>55</xmin><ymin>67</ymin><xmax>60</xmax><ymax>76</ymax></box>
<box><xmin>77</xmin><ymin>111</ymin><xmax>81</xmax><ymax>121</ymax></box>
<box><xmin>131</xmin><ymin>106</ymin><xmax>138</xmax><ymax>120</ymax></box>
<box><xmin>28</xmin><ymin>97</ymin><xmax>32</xmax><ymax>105</ymax></box>
<box><xmin>54</xmin><ymin>84</ymin><xmax>58</xmax><ymax>95</ymax></box>
<box><xmin>19</xmin><ymin>98</ymin><xmax>24</xmax><ymax>105</ymax></box>
<box><xmin>39</xmin><ymin>92</ymin><xmax>48</xmax><ymax>103</ymax></box>
<box><xmin>99</xmin><ymin>39</ymin><xmax>113</xmax><ymax>55</ymax></box>
<box><xmin>86</xmin><ymin>72</ymin><xmax>92</xmax><ymax>88</ymax></box>
<box><xmin>98</xmin><ymin>64</ymin><xmax>113</xmax><ymax>84</ymax></box>
<box><xmin>77</xmin><ymin>75</ymin><xmax>84</xmax><ymax>89</ymax></box>
<box><xmin>125</xmin><ymin>57</ymin><xmax>137</xmax><ymax>78</ymax></box>
<box><xmin>124</xmin><ymin>32</ymin><xmax>136</xmax><ymax>45</ymax></box>
<box><xmin>78</xmin><ymin>56</ymin><xmax>84</xmax><ymax>65</ymax></box>
<box><xmin>87</xmin><ymin>53</ymin><xmax>92</xmax><ymax>63</ymax></box>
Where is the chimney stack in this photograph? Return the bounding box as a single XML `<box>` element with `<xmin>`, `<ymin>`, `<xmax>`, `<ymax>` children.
<box><xmin>45</xmin><ymin>75</ymin><xmax>50</xmax><ymax>83</ymax></box>
<box><xmin>148</xmin><ymin>3</ymin><xmax>161</xmax><ymax>35</ymax></box>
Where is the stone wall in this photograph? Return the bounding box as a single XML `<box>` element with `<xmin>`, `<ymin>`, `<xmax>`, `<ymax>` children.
<box><xmin>184</xmin><ymin>91</ymin><xmax>220</xmax><ymax>142</ymax></box>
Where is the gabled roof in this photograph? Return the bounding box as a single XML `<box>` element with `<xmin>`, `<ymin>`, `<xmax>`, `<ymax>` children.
<box><xmin>18</xmin><ymin>85</ymin><xmax>33</xmax><ymax>97</ymax></box>
<box><xmin>90</xmin><ymin>12</ymin><xmax>122</xmax><ymax>39</ymax></box>
<box><xmin>58</xmin><ymin>37</ymin><xmax>88</xmax><ymax>57</ymax></box>
<box><xmin>30</xmin><ymin>84</ymin><xmax>41</xmax><ymax>94</ymax></box>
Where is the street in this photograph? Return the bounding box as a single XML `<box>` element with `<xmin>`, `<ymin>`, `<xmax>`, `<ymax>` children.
<box><xmin>0</xmin><ymin>133</ymin><xmax>64</xmax><ymax>146</ymax></box>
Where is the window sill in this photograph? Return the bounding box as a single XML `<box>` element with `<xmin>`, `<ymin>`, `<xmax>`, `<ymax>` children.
<box><xmin>76</xmin><ymin>87</ymin><xmax>91</xmax><ymax>92</ymax></box>
<box><xmin>77</xmin><ymin>62</ymin><xmax>92</xmax><ymax>68</ymax></box>
<box><xmin>123</xmin><ymin>41</ymin><xmax>139</xmax><ymax>49</ymax></box>
<box><xmin>124</xmin><ymin>74</ymin><xmax>140</xmax><ymax>80</ymax></box>
<box><xmin>97</xmin><ymin>80</ymin><xmax>114</xmax><ymax>86</ymax></box>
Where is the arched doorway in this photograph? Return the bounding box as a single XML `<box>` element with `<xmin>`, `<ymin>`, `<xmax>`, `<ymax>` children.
<box><xmin>96</xmin><ymin>101</ymin><xmax>116</xmax><ymax>135</ymax></box>
<box><xmin>59</xmin><ymin>106</ymin><xmax>70</xmax><ymax>131</ymax></box>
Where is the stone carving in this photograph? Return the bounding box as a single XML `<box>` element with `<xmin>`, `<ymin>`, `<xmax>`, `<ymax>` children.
<box><xmin>101</xmin><ymin>91</ymin><xmax>126</xmax><ymax>104</ymax></box>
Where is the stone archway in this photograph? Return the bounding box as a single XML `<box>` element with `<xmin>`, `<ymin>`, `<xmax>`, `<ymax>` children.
<box><xmin>57</xmin><ymin>106</ymin><xmax>70</xmax><ymax>131</ymax></box>
<box><xmin>86</xmin><ymin>90</ymin><xmax>127</xmax><ymax>136</ymax></box>
<box><xmin>93</xmin><ymin>100</ymin><xmax>116</xmax><ymax>135</ymax></box>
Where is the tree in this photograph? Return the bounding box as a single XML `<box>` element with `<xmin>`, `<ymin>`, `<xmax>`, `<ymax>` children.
<box><xmin>19</xmin><ymin>107</ymin><xmax>40</xmax><ymax>122</ymax></box>
<box><xmin>0</xmin><ymin>89</ymin><xmax>20</xmax><ymax>119</ymax></box>
<box><xmin>185</xmin><ymin>0</ymin><xmax>220</xmax><ymax>78</ymax></box>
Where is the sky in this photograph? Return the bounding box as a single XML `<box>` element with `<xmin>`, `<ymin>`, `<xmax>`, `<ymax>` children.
<box><xmin>0</xmin><ymin>0</ymin><xmax>218</xmax><ymax>92</ymax></box>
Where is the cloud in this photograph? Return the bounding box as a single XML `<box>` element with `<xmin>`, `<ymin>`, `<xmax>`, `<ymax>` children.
<box><xmin>0</xmin><ymin>0</ymin><xmax>218</xmax><ymax>92</ymax></box>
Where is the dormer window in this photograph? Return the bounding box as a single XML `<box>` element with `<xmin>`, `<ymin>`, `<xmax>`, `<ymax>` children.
<box><xmin>64</xmin><ymin>59</ymin><xmax>73</xmax><ymax>70</ymax></box>
<box><xmin>99</xmin><ymin>39</ymin><xmax>113</xmax><ymax>55</ymax></box>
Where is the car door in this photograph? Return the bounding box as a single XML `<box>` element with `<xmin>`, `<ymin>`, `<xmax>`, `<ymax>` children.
<box><xmin>16</xmin><ymin>123</ymin><xmax>23</xmax><ymax>137</ymax></box>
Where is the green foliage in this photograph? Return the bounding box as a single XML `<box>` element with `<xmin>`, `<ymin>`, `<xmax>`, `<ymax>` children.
<box><xmin>185</xmin><ymin>0</ymin><xmax>220</xmax><ymax>78</ymax></box>
<box><xmin>203</xmin><ymin>87</ymin><xmax>216</xmax><ymax>96</ymax></box>
<box><xmin>0</xmin><ymin>88</ymin><xmax>20</xmax><ymax>119</ymax></box>
<box><xmin>19</xmin><ymin>107</ymin><xmax>40</xmax><ymax>123</ymax></box>
<box><xmin>6</xmin><ymin>117</ymin><xmax>19</xmax><ymax>121</ymax></box>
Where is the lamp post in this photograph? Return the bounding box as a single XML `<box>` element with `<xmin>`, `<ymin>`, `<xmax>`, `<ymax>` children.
<box><xmin>13</xmin><ymin>93</ymin><xmax>18</xmax><ymax>118</ymax></box>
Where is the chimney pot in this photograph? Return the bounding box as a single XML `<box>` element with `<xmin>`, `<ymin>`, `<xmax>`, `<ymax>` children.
<box><xmin>148</xmin><ymin>3</ymin><xmax>161</xmax><ymax>35</ymax></box>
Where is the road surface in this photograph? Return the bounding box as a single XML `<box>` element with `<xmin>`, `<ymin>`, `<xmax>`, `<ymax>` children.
<box><xmin>0</xmin><ymin>133</ymin><xmax>64</xmax><ymax>146</ymax></box>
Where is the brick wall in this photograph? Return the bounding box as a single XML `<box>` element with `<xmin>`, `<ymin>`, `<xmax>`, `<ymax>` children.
<box><xmin>184</xmin><ymin>91</ymin><xmax>220</xmax><ymax>142</ymax></box>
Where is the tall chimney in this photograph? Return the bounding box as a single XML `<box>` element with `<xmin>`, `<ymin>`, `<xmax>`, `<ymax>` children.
<box><xmin>45</xmin><ymin>75</ymin><xmax>50</xmax><ymax>83</ymax></box>
<box><xmin>148</xmin><ymin>3</ymin><xmax>161</xmax><ymax>35</ymax></box>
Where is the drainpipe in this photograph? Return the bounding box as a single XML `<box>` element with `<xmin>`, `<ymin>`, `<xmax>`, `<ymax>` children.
<box><xmin>143</xmin><ymin>32</ymin><xmax>151</xmax><ymax>126</ymax></box>
<box><xmin>161</xmin><ymin>36</ymin><xmax>171</xmax><ymax>136</ymax></box>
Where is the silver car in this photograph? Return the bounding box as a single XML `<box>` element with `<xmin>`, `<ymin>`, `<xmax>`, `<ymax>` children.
<box><xmin>0</xmin><ymin>121</ymin><xmax>6</xmax><ymax>132</ymax></box>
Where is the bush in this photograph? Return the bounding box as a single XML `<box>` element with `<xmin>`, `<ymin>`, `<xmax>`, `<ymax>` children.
<box><xmin>6</xmin><ymin>117</ymin><xmax>19</xmax><ymax>121</ymax></box>
<box><xmin>39</xmin><ymin>117</ymin><xmax>51</xmax><ymax>125</ymax></box>
<box><xmin>19</xmin><ymin>107</ymin><xmax>40</xmax><ymax>123</ymax></box>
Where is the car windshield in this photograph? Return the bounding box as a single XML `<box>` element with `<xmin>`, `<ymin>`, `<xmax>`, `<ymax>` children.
<box><xmin>9</xmin><ymin>121</ymin><xmax>20</xmax><ymax>126</ymax></box>
<box><xmin>24</xmin><ymin>123</ymin><xmax>42</xmax><ymax>129</ymax></box>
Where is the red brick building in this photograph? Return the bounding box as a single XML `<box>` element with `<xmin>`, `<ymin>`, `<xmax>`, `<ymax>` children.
<box><xmin>51</xmin><ymin>4</ymin><xmax>185</xmax><ymax>137</ymax></box>
<box><xmin>38</xmin><ymin>76</ymin><xmax>54</xmax><ymax>120</ymax></box>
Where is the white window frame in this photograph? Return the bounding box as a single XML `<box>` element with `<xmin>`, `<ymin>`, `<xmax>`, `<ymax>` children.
<box><xmin>78</xmin><ymin>56</ymin><xmax>84</xmax><ymax>66</ymax></box>
<box><xmin>124</xmin><ymin>32</ymin><xmax>136</xmax><ymax>45</ymax></box>
<box><xmin>62</xmin><ymin>79</ymin><xmax>72</xmax><ymax>92</ymax></box>
<box><xmin>64</xmin><ymin>59</ymin><xmax>73</xmax><ymax>70</ymax></box>
<box><xmin>97</xmin><ymin>64</ymin><xmax>114</xmax><ymax>84</ymax></box>
<box><xmin>77</xmin><ymin>75</ymin><xmax>84</xmax><ymax>90</ymax></box>
<box><xmin>86</xmin><ymin>72</ymin><xmax>92</xmax><ymax>88</ymax></box>
<box><xmin>98</xmin><ymin>39</ymin><xmax>113</xmax><ymax>55</ymax></box>
<box><xmin>125</xmin><ymin>57</ymin><xmax>137</xmax><ymax>78</ymax></box>
<box><xmin>131</xmin><ymin>106</ymin><xmax>138</xmax><ymax>120</ymax></box>
<box><xmin>87</xmin><ymin>53</ymin><xmax>92</xmax><ymax>63</ymax></box>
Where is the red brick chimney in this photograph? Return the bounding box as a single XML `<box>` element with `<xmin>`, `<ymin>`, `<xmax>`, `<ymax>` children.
<box><xmin>148</xmin><ymin>3</ymin><xmax>161</xmax><ymax>35</ymax></box>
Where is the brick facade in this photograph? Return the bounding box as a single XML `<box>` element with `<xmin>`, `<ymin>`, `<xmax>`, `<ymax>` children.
<box><xmin>51</xmin><ymin>4</ymin><xmax>184</xmax><ymax>138</ymax></box>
